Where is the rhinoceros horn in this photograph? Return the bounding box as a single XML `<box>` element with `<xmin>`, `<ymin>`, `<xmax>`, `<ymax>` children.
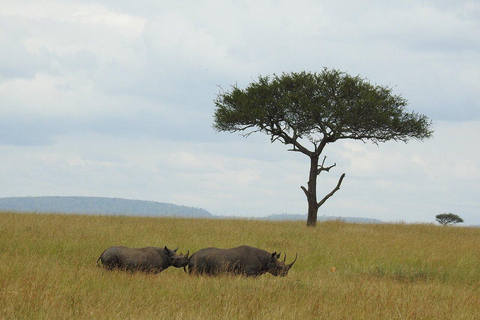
<box><xmin>286</xmin><ymin>253</ymin><xmax>297</xmax><ymax>269</ymax></box>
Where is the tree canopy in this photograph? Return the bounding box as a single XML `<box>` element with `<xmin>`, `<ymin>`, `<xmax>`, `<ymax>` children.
<box><xmin>436</xmin><ymin>213</ymin><xmax>464</xmax><ymax>226</ymax></box>
<box><xmin>214</xmin><ymin>69</ymin><xmax>432</xmax><ymax>155</ymax></box>
<box><xmin>214</xmin><ymin>69</ymin><xmax>433</xmax><ymax>227</ymax></box>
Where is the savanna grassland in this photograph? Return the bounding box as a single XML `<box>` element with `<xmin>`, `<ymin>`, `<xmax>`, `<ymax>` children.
<box><xmin>1</xmin><ymin>212</ymin><xmax>479</xmax><ymax>319</ymax></box>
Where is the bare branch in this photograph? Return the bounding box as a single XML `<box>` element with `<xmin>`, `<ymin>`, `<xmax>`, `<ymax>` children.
<box><xmin>287</xmin><ymin>147</ymin><xmax>304</xmax><ymax>153</ymax></box>
<box><xmin>268</xmin><ymin>125</ymin><xmax>313</xmax><ymax>157</ymax></box>
<box><xmin>300</xmin><ymin>186</ymin><xmax>308</xmax><ymax>198</ymax></box>
<box><xmin>316</xmin><ymin>156</ymin><xmax>336</xmax><ymax>175</ymax></box>
<box><xmin>317</xmin><ymin>173</ymin><xmax>346</xmax><ymax>208</ymax></box>
<box><xmin>321</xmin><ymin>156</ymin><xmax>327</xmax><ymax>167</ymax></box>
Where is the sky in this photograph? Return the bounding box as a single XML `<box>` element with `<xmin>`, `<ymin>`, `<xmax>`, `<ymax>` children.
<box><xmin>1</xmin><ymin>0</ymin><xmax>479</xmax><ymax>224</ymax></box>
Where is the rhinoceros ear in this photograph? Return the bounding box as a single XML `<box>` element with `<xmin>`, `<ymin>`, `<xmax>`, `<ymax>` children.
<box><xmin>270</xmin><ymin>252</ymin><xmax>277</xmax><ymax>260</ymax></box>
<box><xmin>164</xmin><ymin>246</ymin><xmax>170</xmax><ymax>254</ymax></box>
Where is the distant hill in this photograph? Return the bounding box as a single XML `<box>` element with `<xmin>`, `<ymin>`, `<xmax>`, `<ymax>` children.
<box><xmin>265</xmin><ymin>213</ymin><xmax>382</xmax><ymax>224</ymax></box>
<box><xmin>0</xmin><ymin>196</ymin><xmax>385</xmax><ymax>223</ymax></box>
<box><xmin>0</xmin><ymin>196</ymin><xmax>213</xmax><ymax>218</ymax></box>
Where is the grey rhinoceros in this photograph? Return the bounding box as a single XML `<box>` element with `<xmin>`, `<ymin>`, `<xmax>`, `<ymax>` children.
<box><xmin>97</xmin><ymin>246</ymin><xmax>189</xmax><ymax>273</ymax></box>
<box><xmin>187</xmin><ymin>245</ymin><xmax>297</xmax><ymax>277</ymax></box>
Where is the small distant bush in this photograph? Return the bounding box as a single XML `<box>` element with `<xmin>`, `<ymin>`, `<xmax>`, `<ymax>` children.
<box><xmin>435</xmin><ymin>213</ymin><xmax>464</xmax><ymax>226</ymax></box>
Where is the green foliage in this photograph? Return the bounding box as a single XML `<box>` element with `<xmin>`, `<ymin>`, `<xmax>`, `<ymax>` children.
<box><xmin>214</xmin><ymin>69</ymin><xmax>433</xmax><ymax>226</ymax></box>
<box><xmin>436</xmin><ymin>213</ymin><xmax>464</xmax><ymax>226</ymax></box>
<box><xmin>214</xmin><ymin>69</ymin><xmax>433</xmax><ymax>149</ymax></box>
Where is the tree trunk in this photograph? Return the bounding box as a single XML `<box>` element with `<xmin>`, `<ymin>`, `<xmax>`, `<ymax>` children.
<box><xmin>302</xmin><ymin>154</ymin><xmax>346</xmax><ymax>228</ymax></box>
<box><xmin>306</xmin><ymin>155</ymin><xmax>319</xmax><ymax>227</ymax></box>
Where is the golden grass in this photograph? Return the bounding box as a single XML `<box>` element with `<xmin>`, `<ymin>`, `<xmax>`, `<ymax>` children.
<box><xmin>1</xmin><ymin>212</ymin><xmax>479</xmax><ymax>319</ymax></box>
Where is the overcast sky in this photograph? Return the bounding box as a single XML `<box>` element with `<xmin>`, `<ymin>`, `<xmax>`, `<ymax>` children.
<box><xmin>1</xmin><ymin>0</ymin><xmax>479</xmax><ymax>224</ymax></box>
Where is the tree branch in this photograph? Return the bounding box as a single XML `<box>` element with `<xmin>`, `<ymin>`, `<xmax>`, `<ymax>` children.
<box><xmin>317</xmin><ymin>156</ymin><xmax>336</xmax><ymax>175</ymax></box>
<box><xmin>317</xmin><ymin>173</ymin><xmax>346</xmax><ymax>208</ymax></box>
<box><xmin>300</xmin><ymin>186</ymin><xmax>308</xmax><ymax>198</ymax></box>
<box><xmin>267</xmin><ymin>123</ymin><xmax>313</xmax><ymax>156</ymax></box>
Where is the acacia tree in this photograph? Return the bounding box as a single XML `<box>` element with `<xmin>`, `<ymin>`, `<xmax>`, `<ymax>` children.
<box><xmin>213</xmin><ymin>69</ymin><xmax>432</xmax><ymax>227</ymax></box>
<box><xmin>435</xmin><ymin>213</ymin><xmax>464</xmax><ymax>226</ymax></box>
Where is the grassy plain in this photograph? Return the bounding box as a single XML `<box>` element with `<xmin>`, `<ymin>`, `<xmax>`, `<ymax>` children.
<box><xmin>1</xmin><ymin>212</ymin><xmax>479</xmax><ymax>319</ymax></box>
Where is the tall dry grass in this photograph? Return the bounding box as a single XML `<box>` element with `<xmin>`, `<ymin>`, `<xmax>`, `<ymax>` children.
<box><xmin>1</xmin><ymin>212</ymin><xmax>479</xmax><ymax>319</ymax></box>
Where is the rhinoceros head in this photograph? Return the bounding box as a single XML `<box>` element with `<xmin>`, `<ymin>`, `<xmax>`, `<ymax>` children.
<box><xmin>266</xmin><ymin>252</ymin><xmax>297</xmax><ymax>276</ymax></box>
<box><xmin>164</xmin><ymin>246</ymin><xmax>189</xmax><ymax>268</ymax></box>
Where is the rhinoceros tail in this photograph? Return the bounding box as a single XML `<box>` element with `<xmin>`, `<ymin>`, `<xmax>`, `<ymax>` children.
<box><xmin>96</xmin><ymin>249</ymin><xmax>108</xmax><ymax>267</ymax></box>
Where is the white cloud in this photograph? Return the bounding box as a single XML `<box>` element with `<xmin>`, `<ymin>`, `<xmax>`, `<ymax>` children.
<box><xmin>325</xmin><ymin>121</ymin><xmax>480</xmax><ymax>222</ymax></box>
<box><xmin>144</xmin><ymin>13</ymin><xmax>231</xmax><ymax>73</ymax></box>
<box><xmin>0</xmin><ymin>0</ymin><xmax>479</xmax><ymax>223</ymax></box>
<box><xmin>0</xmin><ymin>121</ymin><xmax>478</xmax><ymax>223</ymax></box>
<box><xmin>3</xmin><ymin>1</ymin><xmax>145</xmax><ymax>61</ymax></box>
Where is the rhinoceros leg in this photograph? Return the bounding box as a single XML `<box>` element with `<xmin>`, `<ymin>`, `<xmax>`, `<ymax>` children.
<box><xmin>245</xmin><ymin>266</ymin><xmax>262</xmax><ymax>277</ymax></box>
